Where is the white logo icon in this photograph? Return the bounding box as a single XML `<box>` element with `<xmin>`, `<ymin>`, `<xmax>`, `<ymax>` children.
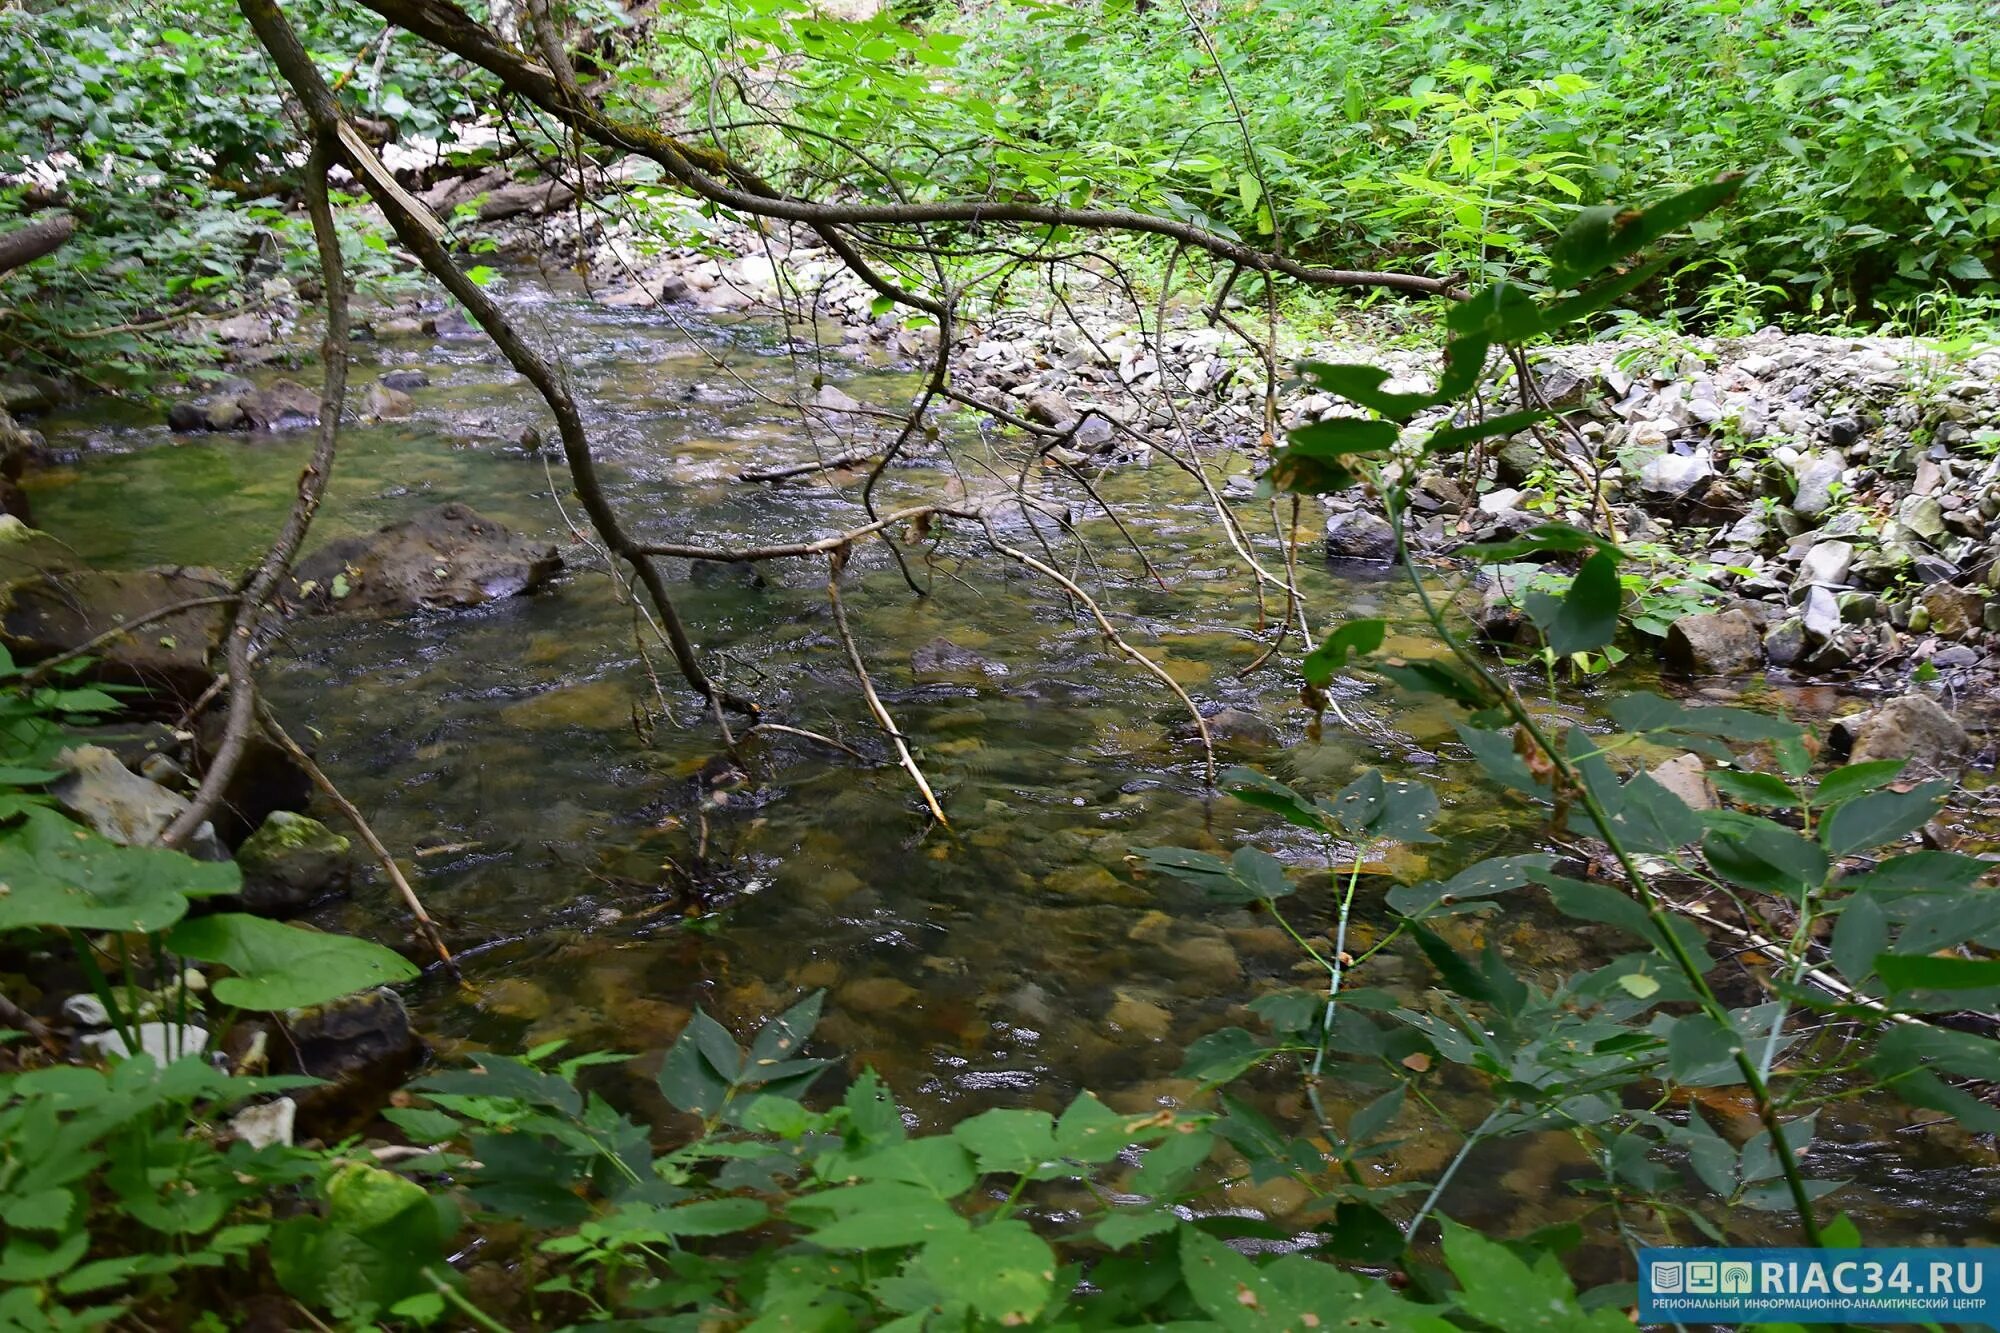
<box><xmin>1687</xmin><ymin>1262</ymin><xmax>1720</xmax><ymax>1293</ymax></box>
<box><xmin>1721</xmin><ymin>1262</ymin><xmax>1753</xmax><ymax>1293</ymax></box>
<box><xmin>1652</xmin><ymin>1262</ymin><xmax>1685</xmax><ymax>1294</ymax></box>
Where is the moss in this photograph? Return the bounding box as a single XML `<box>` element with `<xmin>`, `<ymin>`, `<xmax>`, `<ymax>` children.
<box><xmin>239</xmin><ymin>810</ymin><xmax>350</xmax><ymax>865</ymax></box>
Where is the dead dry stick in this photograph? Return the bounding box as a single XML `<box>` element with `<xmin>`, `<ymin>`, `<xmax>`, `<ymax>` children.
<box><xmin>825</xmin><ymin>552</ymin><xmax>948</xmax><ymax>825</ymax></box>
<box><xmin>256</xmin><ymin>701</ymin><xmax>459</xmax><ymax>979</ymax></box>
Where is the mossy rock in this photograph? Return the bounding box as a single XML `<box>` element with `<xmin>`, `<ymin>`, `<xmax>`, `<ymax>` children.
<box><xmin>236</xmin><ymin>810</ymin><xmax>354</xmax><ymax>917</ymax></box>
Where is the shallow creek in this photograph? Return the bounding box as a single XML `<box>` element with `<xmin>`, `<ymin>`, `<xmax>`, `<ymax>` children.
<box><xmin>24</xmin><ymin>278</ymin><xmax>2000</xmax><ymax>1249</ymax></box>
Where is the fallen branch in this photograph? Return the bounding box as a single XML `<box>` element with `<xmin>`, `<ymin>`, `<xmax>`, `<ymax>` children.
<box><xmin>0</xmin><ymin>213</ymin><xmax>75</xmax><ymax>278</ymax></box>
<box><xmin>256</xmin><ymin>699</ymin><xmax>459</xmax><ymax>978</ymax></box>
<box><xmin>826</xmin><ymin>551</ymin><xmax>948</xmax><ymax>825</ymax></box>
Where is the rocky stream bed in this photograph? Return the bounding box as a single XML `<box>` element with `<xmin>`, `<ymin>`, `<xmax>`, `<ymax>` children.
<box><xmin>2</xmin><ymin>190</ymin><xmax>1998</xmax><ymax>1244</ymax></box>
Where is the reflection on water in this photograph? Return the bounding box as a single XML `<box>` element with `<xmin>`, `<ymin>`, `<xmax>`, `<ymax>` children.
<box><xmin>25</xmin><ymin>277</ymin><xmax>1998</xmax><ymax>1246</ymax></box>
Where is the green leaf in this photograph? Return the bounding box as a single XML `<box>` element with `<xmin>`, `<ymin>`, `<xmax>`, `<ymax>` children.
<box><xmin>911</xmin><ymin>1219</ymin><xmax>1054</xmax><ymax>1322</ymax></box>
<box><xmin>1425</xmin><ymin>408</ymin><xmax>1550</xmax><ymax>453</ymax></box>
<box><xmin>0</xmin><ymin>809</ymin><xmax>239</xmax><ymax>933</ymax></box>
<box><xmin>1667</xmin><ymin>1013</ymin><xmax>1742</xmax><ymax>1087</ymax></box>
<box><xmin>1522</xmin><ymin>551</ymin><xmax>1620</xmax><ymax>656</ymax></box>
<box><xmin>654</xmin><ymin>1198</ymin><xmax>768</xmax><ymax>1236</ymax></box>
<box><xmin>747</xmin><ymin>990</ymin><xmax>823</xmax><ymax>1069</ymax></box>
<box><xmin>1441</xmin><ymin>1218</ymin><xmax>1630</xmax><ymax>1332</ymax></box>
<box><xmin>1460</xmin><ymin>522</ymin><xmax>1618</xmax><ymax>562</ymax></box>
<box><xmin>1702</xmin><ymin>814</ymin><xmax>1827</xmax><ymax>896</ymax></box>
<box><xmin>1374</xmin><ymin>659</ymin><xmax>1494</xmax><ymax>709</ymax></box>
<box><xmin>1226</xmin><ymin>768</ymin><xmax>1327</xmax><ymax>831</ymax></box>
<box><xmin>1810</xmin><ymin>760</ymin><xmax>1906</xmax><ymax>809</ymax></box>
<box><xmin>1131</xmin><ymin>1128</ymin><xmax>1213</xmax><ymax>1196</ymax></box>
<box><xmin>1296</xmin><ymin>361</ymin><xmax>1436</xmax><ymax>421</ymax></box>
<box><xmin>1709</xmin><ymin>770</ymin><xmax>1801</xmax><ymax>808</ymax></box>
<box><xmin>1055</xmin><ymin>1091</ymin><xmax>1145</xmax><ymax>1163</ymax></box>
<box><xmin>1095</xmin><ymin>1209</ymin><xmax>1176</xmax><ymax>1249</ymax></box>
<box><xmin>1179</xmin><ymin>1027</ymin><xmax>1268</xmax><ymax>1083</ymax></box>
<box><xmin>165</xmin><ymin>913</ymin><xmax>417</xmax><ymax>1010</ymax></box>
<box><xmin>1286</xmin><ymin>415</ymin><xmax>1399</xmax><ymax>459</ymax></box>
<box><xmin>1873</xmin><ymin>954</ymin><xmax>2000</xmax><ymax>1010</ymax></box>
<box><xmin>1829</xmin><ymin>894</ymin><xmax>1887</xmax><ymax>984</ymax></box>
<box><xmin>951</xmin><ymin>1107</ymin><xmax>1058</xmax><ymax>1175</ymax></box>
<box><xmin>1839</xmin><ymin>851</ymin><xmax>1995</xmax><ymax>893</ymax></box>
<box><xmin>1820</xmin><ymin>781</ymin><xmax>1949</xmax><ymax>857</ymax></box>
<box><xmin>1302</xmin><ymin>618</ymin><xmax>1386</xmax><ymax>685</ymax></box>
<box><xmin>856</xmin><ymin>1137</ymin><xmax>977</xmax><ymax>1197</ymax></box>
<box><xmin>801</xmin><ymin>1186</ymin><xmax>967</xmax><ymax>1250</ymax></box>
<box><xmin>1546</xmin><ymin>176</ymin><xmax>1743</xmax><ymax>289</ymax></box>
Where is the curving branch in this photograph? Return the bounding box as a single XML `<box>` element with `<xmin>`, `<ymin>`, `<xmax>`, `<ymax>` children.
<box><xmin>0</xmin><ymin>212</ymin><xmax>75</xmax><ymax>278</ymax></box>
<box><xmin>350</xmin><ymin>0</ymin><xmax>1455</xmax><ymax>300</ymax></box>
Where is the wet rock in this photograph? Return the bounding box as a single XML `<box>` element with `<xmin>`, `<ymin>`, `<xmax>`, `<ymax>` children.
<box><xmin>220</xmin><ymin>378</ymin><xmax>321</xmax><ymax>432</ymax></box>
<box><xmin>1106</xmin><ymin>991</ymin><xmax>1172</xmax><ymax>1040</ymax></box>
<box><xmin>52</xmin><ymin>745</ymin><xmax>226</xmax><ymax>860</ymax></box>
<box><xmin>688</xmin><ymin>558</ymin><xmax>766</xmax><ymax>590</ymax></box>
<box><xmin>1648</xmin><ymin>752</ymin><xmax>1716</xmax><ymax>811</ymax></box>
<box><xmin>0</xmin><ymin>566</ymin><xmax>228</xmax><ymax>705</ymax></box>
<box><xmin>0</xmin><ymin>372</ymin><xmax>68</xmax><ymax>416</ymax></box>
<box><xmin>911</xmin><ymin>637</ymin><xmax>1007</xmax><ymax>677</ymax></box>
<box><xmin>1323</xmin><ymin>510</ymin><xmax>1395</xmax><ymax>562</ymax></box>
<box><xmin>282</xmin><ymin>986</ymin><xmax>421</xmax><ymax>1139</ymax></box>
<box><xmin>1791</xmin><ymin>452</ymin><xmax>1844</xmax><ymax>519</ymax></box>
<box><xmin>1493</xmin><ymin>437</ymin><xmax>1543</xmax><ymax>487</ymax></box>
<box><xmin>360</xmin><ymin>381</ymin><xmax>414</xmax><ymax>420</ymax></box>
<box><xmin>166</xmin><ymin>401</ymin><xmax>208</xmax><ymax>433</ymax></box>
<box><xmin>379</xmin><ymin>368</ymin><xmax>430</xmax><ymax>391</ymax></box>
<box><xmin>1763</xmin><ymin>616</ymin><xmax>1808</xmax><ymax>667</ymax></box>
<box><xmin>837</xmin><ymin>976</ymin><xmax>918</xmax><ymax>1015</ymax></box>
<box><xmin>1920</xmin><ymin>586</ymin><xmax>1983</xmax><ymax>638</ymax></box>
<box><xmin>235</xmin><ymin>811</ymin><xmax>353</xmax><ymax>918</ymax></box>
<box><xmin>1203</xmin><ymin>707</ymin><xmax>1276</xmax><ymax>747</ymax></box>
<box><xmin>1832</xmin><ymin>694</ymin><xmax>1970</xmax><ymax>772</ymax></box>
<box><xmin>476</xmin><ymin>977</ymin><xmax>551</xmax><ymax>1022</ymax></box>
<box><xmin>1896</xmin><ymin>494</ymin><xmax>1946</xmax><ymax>543</ymax></box>
<box><xmin>1664</xmin><ymin>609</ymin><xmax>1764</xmax><ymax>676</ymax></box>
<box><xmin>287</xmin><ymin>503</ymin><xmax>561</xmax><ymax>615</ymax></box>
<box><xmin>1026</xmin><ymin>388</ymin><xmax>1077</xmax><ymax>427</ymax></box>
<box><xmin>193</xmin><ymin>710</ymin><xmax>313</xmax><ymax>847</ymax></box>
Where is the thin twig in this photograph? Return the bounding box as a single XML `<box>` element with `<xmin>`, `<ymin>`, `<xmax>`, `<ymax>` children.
<box><xmin>825</xmin><ymin>552</ymin><xmax>947</xmax><ymax>825</ymax></box>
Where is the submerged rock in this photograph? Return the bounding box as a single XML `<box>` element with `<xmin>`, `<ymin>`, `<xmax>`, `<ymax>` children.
<box><xmin>1831</xmin><ymin>694</ymin><xmax>1970</xmax><ymax>772</ymax></box>
<box><xmin>183</xmin><ymin>378</ymin><xmax>322</xmax><ymax>432</ymax></box>
<box><xmin>910</xmin><ymin>637</ymin><xmax>1007</xmax><ymax>678</ymax></box>
<box><xmin>52</xmin><ymin>744</ymin><xmax>225</xmax><ymax>860</ymax></box>
<box><xmin>0</xmin><ymin>566</ymin><xmax>229</xmax><ymax>705</ymax></box>
<box><xmin>283</xmin><ymin>986</ymin><xmax>422</xmax><ymax>1139</ymax></box>
<box><xmin>235</xmin><ymin>811</ymin><xmax>353</xmax><ymax>917</ymax></box>
<box><xmin>287</xmin><ymin>502</ymin><xmax>561</xmax><ymax>614</ymax></box>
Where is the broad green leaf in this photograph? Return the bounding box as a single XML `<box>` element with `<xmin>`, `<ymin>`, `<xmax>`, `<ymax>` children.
<box><xmin>1425</xmin><ymin>407</ymin><xmax>1550</xmax><ymax>453</ymax></box>
<box><xmin>1226</xmin><ymin>768</ymin><xmax>1328</xmax><ymax>832</ymax></box>
<box><xmin>165</xmin><ymin>913</ymin><xmax>417</xmax><ymax>1011</ymax></box>
<box><xmin>1810</xmin><ymin>760</ymin><xmax>1906</xmax><ymax>809</ymax></box>
<box><xmin>856</xmin><ymin>1137</ymin><xmax>976</xmax><ymax>1197</ymax></box>
<box><xmin>1873</xmin><ymin>954</ymin><xmax>2000</xmax><ymax>1010</ymax></box>
<box><xmin>0</xmin><ymin>809</ymin><xmax>239</xmax><ymax>933</ymax></box>
<box><xmin>1460</xmin><ymin>522</ymin><xmax>1618</xmax><ymax>562</ymax></box>
<box><xmin>1442</xmin><ymin>1218</ymin><xmax>1632</xmax><ymax>1332</ymax></box>
<box><xmin>1296</xmin><ymin>362</ymin><xmax>1436</xmax><ymax>421</ymax></box>
<box><xmin>1546</xmin><ymin>176</ymin><xmax>1743</xmax><ymax>288</ymax></box>
<box><xmin>1055</xmin><ymin>1091</ymin><xmax>1146</xmax><ymax>1163</ymax></box>
<box><xmin>1709</xmin><ymin>770</ymin><xmax>1800</xmax><ymax>808</ymax></box>
<box><xmin>1286</xmin><ymin>415</ymin><xmax>1399</xmax><ymax>459</ymax></box>
<box><xmin>1829</xmin><ymin>894</ymin><xmax>1887</xmax><ymax>983</ymax></box>
<box><xmin>951</xmin><ymin>1107</ymin><xmax>1058</xmax><ymax>1175</ymax></box>
<box><xmin>911</xmin><ymin>1219</ymin><xmax>1054</xmax><ymax>1322</ymax></box>
<box><xmin>653</xmin><ymin>1198</ymin><xmax>768</xmax><ymax>1236</ymax></box>
<box><xmin>1702</xmin><ymin>813</ymin><xmax>1827</xmax><ymax>896</ymax></box>
<box><xmin>1819</xmin><ymin>781</ymin><xmax>1949</xmax><ymax>857</ymax></box>
<box><xmin>1095</xmin><ymin>1209</ymin><xmax>1176</xmax><ymax>1249</ymax></box>
<box><xmin>1179</xmin><ymin>1027</ymin><xmax>1268</xmax><ymax>1083</ymax></box>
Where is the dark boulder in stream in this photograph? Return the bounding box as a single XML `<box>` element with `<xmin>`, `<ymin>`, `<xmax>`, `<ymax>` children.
<box><xmin>286</xmin><ymin>502</ymin><xmax>561</xmax><ymax>615</ymax></box>
<box><xmin>279</xmin><ymin>986</ymin><xmax>422</xmax><ymax>1139</ymax></box>
<box><xmin>1829</xmin><ymin>693</ymin><xmax>1971</xmax><ymax>773</ymax></box>
<box><xmin>234</xmin><ymin>810</ymin><xmax>354</xmax><ymax>917</ymax></box>
<box><xmin>0</xmin><ymin>565</ymin><xmax>229</xmax><ymax>705</ymax></box>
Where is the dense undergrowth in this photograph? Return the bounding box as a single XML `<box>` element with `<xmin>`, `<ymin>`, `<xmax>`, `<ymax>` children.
<box><xmin>5</xmin><ymin>0</ymin><xmax>2000</xmax><ymax>384</ymax></box>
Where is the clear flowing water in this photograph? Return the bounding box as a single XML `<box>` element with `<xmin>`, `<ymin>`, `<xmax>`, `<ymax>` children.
<box><xmin>23</xmin><ymin>277</ymin><xmax>1999</xmax><ymax>1248</ymax></box>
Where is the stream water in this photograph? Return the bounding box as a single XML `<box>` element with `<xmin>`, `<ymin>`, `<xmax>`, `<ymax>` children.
<box><xmin>23</xmin><ymin>277</ymin><xmax>1999</xmax><ymax>1250</ymax></box>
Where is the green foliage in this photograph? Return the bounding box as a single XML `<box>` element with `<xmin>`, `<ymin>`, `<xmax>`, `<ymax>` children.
<box><xmin>920</xmin><ymin>0</ymin><xmax>2000</xmax><ymax>311</ymax></box>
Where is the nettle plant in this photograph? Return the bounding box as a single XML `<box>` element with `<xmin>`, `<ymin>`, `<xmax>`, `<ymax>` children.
<box><xmin>0</xmin><ymin>650</ymin><xmax>420</xmax><ymax>1327</ymax></box>
<box><xmin>1131</xmin><ymin>178</ymin><xmax>2000</xmax><ymax>1285</ymax></box>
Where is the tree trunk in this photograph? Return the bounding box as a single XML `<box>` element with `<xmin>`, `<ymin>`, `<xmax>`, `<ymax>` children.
<box><xmin>0</xmin><ymin>213</ymin><xmax>75</xmax><ymax>277</ymax></box>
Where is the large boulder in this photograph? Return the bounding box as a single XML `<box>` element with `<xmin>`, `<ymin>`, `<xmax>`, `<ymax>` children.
<box><xmin>234</xmin><ymin>811</ymin><xmax>354</xmax><ymax>917</ymax></box>
<box><xmin>0</xmin><ymin>566</ymin><xmax>228</xmax><ymax>705</ymax></box>
<box><xmin>1663</xmin><ymin>608</ymin><xmax>1764</xmax><ymax>676</ymax></box>
<box><xmin>281</xmin><ymin>986</ymin><xmax>422</xmax><ymax>1139</ymax></box>
<box><xmin>1830</xmin><ymin>694</ymin><xmax>1970</xmax><ymax>773</ymax></box>
<box><xmin>286</xmin><ymin>503</ymin><xmax>561</xmax><ymax>615</ymax></box>
<box><xmin>194</xmin><ymin>378</ymin><xmax>321</xmax><ymax>432</ymax></box>
<box><xmin>51</xmin><ymin>744</ymin><xmax>226</xmax><ymax>861</ymax></box>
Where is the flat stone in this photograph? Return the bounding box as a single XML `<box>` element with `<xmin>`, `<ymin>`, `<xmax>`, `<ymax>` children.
<box><xmin>287</xmin><ymin>502</ymin><xmax>561</xmax><ymax>615</ymax></box>
<box><xmin>1648</xmin><ymin>752</ymin><xmax>1716</xmax><ymax>811</ymax></box>
<box><xmin>52</xmin><ymin>745</ymin><xmax>225</xmax><ymax>860</ymax></box>
<box><xmin>1663</xmin><ymin>609</ymin><xmax>1764</xmax><ymax>676</ymax></box>
<box><xmin>1794</xmin><ymin>540</ymin><xmax>1856</xmax><ymax>589</ymax></box>
<box><xmin>1791</xmin><ymin>452</ymin><xmax>1844</xmax><ymax>519</ymax></box>
<box><xmin>0</xmin><ymin>566</ymin><xmax>229</xmax><ymax>705</ymax></box>
<box><xmin>1323</xmin><ymin>510</ymin><xmax>1395</xmax><ymax>562</ymax></box>
<box><xmin>1834</xmin><ymin>694</ymin><xmax>1970</xmax><ymax>772</ymax></box>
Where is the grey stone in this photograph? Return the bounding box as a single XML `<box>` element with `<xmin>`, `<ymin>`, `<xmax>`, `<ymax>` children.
<box><xmin>1791</xmin><ymin>452</ymin><xmax>1844</xmax><ymax>519</ymax></box>
<box><xmin>1826</xmin><ymin>415</ymin><xmax>1862</xmax><ymax>448</ymax></box>
<box><xmin>1896</xmin><ymin>493</ymin><xmax>1946</xmax><ymax>542</ymax></box>
<box><xmin>1763</xmin><ymin>617</ymin><xmax>1808</xmax><ymax>667</ymax></box>
<box><xmin>1833</xmin><ymin>694</ymin><xmax>1970</xmax><ymax>772</ymax></box>
<box><xmin>1802</xmin><ymin>584</ymin><xmax>1842</xmax><ymax>639</ymax></box>
<box><xmin>379</xmin><ymin>369</ymin><xmax>430</xmax><ymax>391</ymax></box>
<box><xmin>1795</xmin><ymin>540</ymin><xmax>1856</xmax><ymax>589</ymax></box>
<box><xmin>1025</xmin><ymin>388</ymin><xmax>1077</xmax><ymax>427</ymax></box>
<box><xmin>1648</xmin><ymin>752</ymin><xmax>1715</xmax><ymax>812</ymax></box>
<box><xmin>911</xmin><ymin>637</ymin><xmax>1007</xmax><ymax>678</ymax></box>
<box><xmin>1204</xmin><ymin>707</ymin><xmax>1277</xmax><ymax>748</ymax></box>
<box><xmin>360</xmin><ymin>382</ymin><xmax>414</xmax><ymax>420</ymax></box>
<box><xmin>1639</xmin><ymin>449</ymin><xmax>1713</xmax><ymax>502</ymax></box>
<box><xmin>1323</xmin><ymin>511</ymin><xmax>1395</xmax><ymax>562</ymax></box>
<box><xmin>52</xmin><ymin>745</ymin><xmax>225</xmax><ymax>860</ymax></box>
<box><xmin>1664</xmin><ymin>609</ymin><xmax>1764</xmax><ymax>676</ymax></box>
